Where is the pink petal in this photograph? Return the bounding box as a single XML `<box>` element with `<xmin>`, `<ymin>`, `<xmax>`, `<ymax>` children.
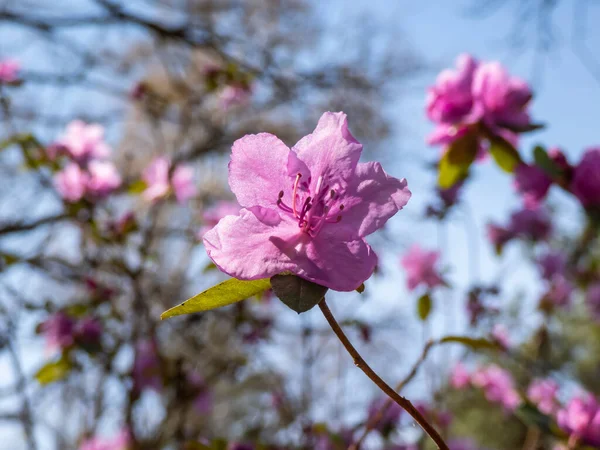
<box><xmin>228</xmin><ymin>133</ymin><xmax>291</xmax><ymax>208</ymax></box>
<box><xmin>341</xmin><ymin>162</ymin><xmax>411</xmax><ymax>237</ymax></box>
<box><xmin>292</xmin><ymin>112</ymin><xmax>362</xmax><ymax>194</ymax></box>
<box><xmin>172</xmin><ymin>165</ymin><xmax>196</xmax><ymax>203</ymax></box>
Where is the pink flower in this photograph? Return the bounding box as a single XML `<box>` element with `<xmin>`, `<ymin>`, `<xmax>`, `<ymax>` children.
<box><xmin>527</xmin><ymin>378</ymin><xmax>559</xmax><ymax>415</ymax></box>
<box><xmin>544</xmin><ymin>274</ymin><xmax>573</xmax><ymax>307</ymax></box>
<box><xmin>450</xmin><ymin>362</ymin><xmax>471</xmax><ymax>389</ymax></box>
<box><xmin>557</xmin><ymin>394</ymin><xmax>600</xmax><ymax>447</ymax></box>
<box><xmin>132</xmin><ymin>339</ymin><xmax>162</xmax><ymax>393</ymax></box>
<box><xmin>171</xmin><ymin>165</ymin><xmax>196</xmax><ymax>203</ymax></box>
<box><xmin>86</xmin><ymin>161</ymin><xmax>121</xmax><ymax>198</ymax></box>
<box><xmin>40</xmin><ymin>312</ymin><xmax>75</xmax><ymax>351</ymax></box>
<box><xmin>197</xmin><ymin>201</ymin><xmax>241</xmax><ymax>239</ymax></box>
<box><xmin>471</xmin><ymin>61</ymin><xmax>532</xmax><ymax>133</ymax></box>
<box><xmin>80</xmin><ymin>429</ymin><xmax>131</xmax><ymax>450</ymax></box>
<box><xmin>586</xmin><ymin>282</ymin><xmax>600</xmax><ymax>320</ymax></box>
<box><xmin>219</xmin><ymin>84</ymin><xmax>252</xmax><ymax>109</ymax></box>
<box><xmin>400</xmin><ymin>245</ymin><xmax>444</xmax><ymax>291</ymax></box>
<box><xmin>54</xmin><ymin>163</ymin><xmax>89</xmax><ymax>202</ymax></box>
<box><xmin>0</xmin><ymin>59</ymin><xmax>20</xmax><ymax>83</ymax></box>
<box><xmin>74</xmin><ymin>317</ymin><xmax>103</xmax><ymax>348</ymax></box>
<box><xmin>508</xmin><ymin>206</ymin><xmax>552</xmax><ymax>241</ymax></box>
<box><xmin>472</xmin><ymin>364</ymin><xmax>521</xmax><ymax>411</ymax></box>
<box><xmin>55</xmin><ymin>121</ymin><xmax>112</xmax><ymax>162</ymax></box>
<box><xmin>142</xmin><ymin>157</ymin><xmax>195</xmax><ymax>204</ymax></box>
<box><xmin>571</xmin><ymin>147</ymin><xmax>600</xmax><ymax>209</ymax></box>
<box><xmin>367</xmin><ymin>397</ymin><xmax>402</xmax><ymax>433</ymax></box>
<box><xmin>203</xmin><ymin>112</ymin><xmax>411</xmax><ymax>292</ymax></box>
<box><xmin>537</xmin><ymin>251</ymin><xmax>566</xmax><ymax>281</ymax></box>
<box><xmin>426</xmin><ymin>54</ymin><xmax>478</xmax><ymax>125</ymax></box>
<box><xmin>491</xmin><ymin>324</ymin><xmax>511</xmax><ymax>349</ymax></box>
<box><xmin>514</xmin><ymin>163</ymin><xmax>552</xmax><ymax>207</ymax></box>
<box><xmin>486</xmin><ymin>223</ymin><xmax>513</xmax><ymax>250</ymax></box>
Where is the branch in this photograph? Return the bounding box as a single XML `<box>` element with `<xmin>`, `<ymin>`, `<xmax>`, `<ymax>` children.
<box><xmin>0</xmin><ymin>214</ymin><xmax>68</xmax><ymax>235</ymax></box>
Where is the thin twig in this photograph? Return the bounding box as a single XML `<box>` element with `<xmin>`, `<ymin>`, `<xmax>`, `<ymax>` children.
<box><xmin>318</xmin><ymin>299</ymin><xmax>448</xmax><ymax>450</ymax></box>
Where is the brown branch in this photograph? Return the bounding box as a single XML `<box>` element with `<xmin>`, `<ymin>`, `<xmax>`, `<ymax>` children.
<box><xmin>318</xmin><ymin>299</ymin><xmax>448</xmax><ymax>450</ymax></box>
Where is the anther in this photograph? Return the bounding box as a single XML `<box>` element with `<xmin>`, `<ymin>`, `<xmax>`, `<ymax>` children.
<box><xmin>278</xmin><ymin>190</ymin><xmax>284</xmax><ymax>198</ymax></box>
<box><xmin>339</xmin><ymin>204</ymin><xmax>345</xmax><ymax>210</ymax></box>
<box><xmin>330</xmin><ymin>189</ymin><xmax>335</xmax><ymax>199</ymax></box>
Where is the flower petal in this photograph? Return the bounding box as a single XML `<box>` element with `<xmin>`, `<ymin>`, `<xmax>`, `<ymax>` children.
<box><xmin>229</xmin><ymin>133</ymin><xmax>291</xmax><ymax>208</ymax></box>
<box><xmin>341</xmin><ymin>162</ymin><xmax>411</xmax><ymax>237</ymax></box>
<box><xmin>203</xmin><ymin>208</ymin><xmax>300</xmax><ymax>280</ymax></box>
<box><xmin>292</xmin><ymin>112</ymin><xmax>362</xmax><ymax>194</ymax></box>
<box><xmin>299</xmin><ymin>226</ymin><xmax>377</xmax><ymax>291</ymax></box>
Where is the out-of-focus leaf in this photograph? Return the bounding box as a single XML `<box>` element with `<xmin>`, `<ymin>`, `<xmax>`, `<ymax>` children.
<box><xmin>35</xmin><ymin>357</ymin><xmax>71</xmax><ymax>385</ymax></box>
<box><xmin>127</xmin><ymin>179</ymin><xmax>148</xmax><ymax>194</ymax></box>
<box><xmin>160</xmin><ymin>278</ymin><xmax>271</xmax><ymax>319</ymax></box>
<box><xmin>497</xmin><ymin>122</ymin><xmax>545</xmax><ymax>133</ymax></box>
<box><xmin>440</xmin><ymin>335</ymin><xmax>499</xmax><ymax>351</ymax></box>
<box><xmin>533</xmin><ymin>145</ymin><xmax>562</xmax><ymax>178</ymax></box>
<box><xmin>202</xmin><ymin>262</ymin><xmax>217</xmax><ymax>273</ymax></box>
<box><xmin>355</xmin><ymin>283</ymin><xmax>365</xmax><ymax>294</ymax></box>
<box><xmin>438</xmin><ymin>130</ymin><xmax>478</xmax><ymax>189</ymax></box>
<box><xmin>417</xmin><ymin>294</ymin><xmax>432</xmax><ymax>321</ymax></box>
<box><xmin>270</xmin><ymin>274</ymin><xmax>328</xmax><ymax>314</ymax></box>
<box><xmin>184</xmin><ymin>442</ymin><xmax>211</xmax><ymax>450</ymax></box>
<box><xmin>488</xmin><ymin>135</ymin><xmax>521</xmax><ymax>173</ymax></box>
<box><xmin>514</xmin><ymin>403</ymin><xmax>554</xmax><ymax>435</ymax></box>
<box><xmin>1</xmin><ymin>253</ymin><xmax>20</xmax><ymax>267</ymax></box>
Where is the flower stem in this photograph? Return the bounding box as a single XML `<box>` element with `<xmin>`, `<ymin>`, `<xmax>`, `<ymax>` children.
<box><xmin>318</xmin><ymin>299</ymin><xmax>449</xmax><ymax>450</ymax></box>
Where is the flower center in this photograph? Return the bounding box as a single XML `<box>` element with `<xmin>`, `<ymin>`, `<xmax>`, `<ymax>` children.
<box><xmin>276</xmin><ymin>173</ymin><xmax>343</xmax><ymax>237</ymax></box>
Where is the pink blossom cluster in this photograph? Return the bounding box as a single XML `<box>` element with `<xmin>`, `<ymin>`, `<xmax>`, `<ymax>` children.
<box><xmin>527</xmin><ymin>378</ymin><xmax>559</xmax><ymax>415</ymax></box>
<box><xmin>142</xmin><ymin>156</ymin><xmax>196</xmax><ymax>204</ymax></box>
<box><xmin>197</xmin><ymin>200</ymin><xmax>240</xmax><ymax>239</ymax></box>
<box><xmin>0</xmin><ymin>59</ymin><xmax>20</xmax><ymax>83</ymax></box>
<box><xmin>571</xmin><ymin>147</ymin><xmax>600</xmax><ymax>209</ymax></box>
<box><xmin>400</xmin><ymin>244</ymin><xmax>445</xmax><ymax>291</ymax></box>
<box><xmin>557</xmin><ymin>393</ymin><xmax>600</xmax><ymax>447</ymax></box>
<box><xmin>40</xmin><ymin>312</ymin><xmax>102</xmax><ymax>352</ymax></box>
<box><xmin>536</xmin><ymin>250</ymin><xmax>574</xmax><ymax>309</ymax></box>
<box><xmin>450</xmin><ymin>363</ymin><xmax>521</xmax><ymax>411</ymax></box>
<box><xmin>487</xmin><ymin>205</ymin><xmax>552</xmax><ymax>252</ymax></box>
<box><xmin>80</xmin><ymin>429</ymin><xmax>130</xmax><ymax>450</ymax></box>
<box><xmin>53</xmin><ymin>121</ymin><xmax>121</xmax><ymax>202</ymax></box>
<box><xmin>426</xmin><ymin>54</ymin><xmax>534</xmax><ymax>149</ymax></box>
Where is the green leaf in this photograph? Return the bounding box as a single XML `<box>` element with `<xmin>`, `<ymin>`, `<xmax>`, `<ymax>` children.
<box><xmin>270</xmin><ymin>274</ymin><xmax>328</xmax><ymax>314</ymax></box>
<box><xmin>160</xmin><ymin>278</ymin><xmax>271</xmax><ymax>319</ymax></box>
<box><xmin>488</xmin><ymin>135</ymin><xmax>521</xmax><ymax>173</ymax></box>
<box><xmin>417</xmin><ymin>294</ymin><xmax>432</xmax><ymax>321</ymax></box>
<box><xmin>438</xmin><ymin>130</ymin><xmax>478</xmax><ymax>189</ymax></box>
<box><xmin>127</xmin><ymin>179</ymin><xmax>148</xmax><ymax>194</ymax></box>
<box><xmin>497</xmin><ymin>122</ymin><xmax>545</xmax><ymax>134</ymax></box>
<box><xmin>35</xmin><ymin>357</ymin><xmax>71</xmax><ymax>385</ymax></box>
<box><xmin>514</xmin><ymin>403</ymin><xmax>554</xmax><ymax>434</ymax></box>
<box><xmin>533</xmin><ymin>145</ymin><xmax>562</xmax><ymax>178</ymax></box>
<box><xmin>439</xmin><ymin>335</ymin><xmax>499</xmax><ymax>351</ymax></box>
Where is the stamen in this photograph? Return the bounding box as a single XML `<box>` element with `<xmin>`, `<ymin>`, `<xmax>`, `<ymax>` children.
<box><xmin>278</xmin><ymin>191</ymin><xmax>284</xmax><ymax>198</ymax></box>
<box><xmin>292</xmin><ymin>173</ymin><xmax>302</xmax><ymax>217</ymax></box>
<box><xmin>330</xmin><ymin>189</ymin><xmax>335</xmax><ymax>199</ymax></box>
<box><xmin>339</xmin><ymin>204</ymin><xmax>344</xmax><ymax>210</ymax></box>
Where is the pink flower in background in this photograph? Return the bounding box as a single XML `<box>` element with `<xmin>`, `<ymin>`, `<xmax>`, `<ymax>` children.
<box><xmin>74</xmin><ymin>317</ymin><xmax>103</xmax><ymax>347</ymax></box>
<box><xmin>508</xmin><ymin>206</ymin><xmax>552</xmax><ymax>241</ymax></box>
<box><xmin>219</xmin><ymin>84</ymin><xmax>252</xmax><ymax>109</ymax></box>
<box><xmin>86</xmin><ymin>161</ymin><xmax>122</xmax><ymax>198</ymax></box>
<box><xmin>557</xmin><ymin>394</ymin><xmax>600</xmax><ymax>447</ymax></box>
<box><xmin>40</xmin><ymin>312</ymin><xmax>75</xmax><ymax>351</ymax></box>
<box><xmin>586</xmin><ymin>282</ymin><xmax>600</xmax><ymax>320</ymax></box>
<box><xmin>472</xmin><ymin>364</ymin><xmax>521</xmax><ymax>411</ymax></box>
<box><xmin>132</xmin><ymin>339</ymin><xmax>162</xmax><ymax>393</ymax></box>
<box><xmin>571</xmin><ymin>147</ymin><xmax>600</xmax><ymax>208</ymax></box>
<box><xmin>142</xmin><ymin>157</ymin><xmax>195</xmax><ymax>204</ymax></box>
<box><xmin>55</xmin><ymin>120</ymin><xmax>112</xmax><ymax>162</ymax></box>
<box><xmin>54</xmin><ymin>163</ymin><xmax>89</xmax><ymax>202</ymax></box>
<box><xmin>400</xmin><ymin>245</ymin><xmax>444</xmax><ymax>291</ymax></box>
<box><xmin>486</xmin><ymin>223</ymin><xmax>513</xmax><ymax>250</ymax></box>
<box><xmin>491</xmin><ymin>324</ymin><xmax>511</xmax><ymax>349</ymax></box>
<box><xmin>80</xmin><ymin>428</ymin><xmax>131</xmax><ymax>450</ymax></box>
<box><xmin>0</xmin><ymin>59</ymin><xmax>20</xmax><ymax>83</ymax></box>
<box><xmin>171</xmin><ymin>165</ymin><xmax>197</xmax><ymax>203</ymax></box>
<box><xmin>142</xmin><ymin>157</ymin><xmax>170</xmax><ymax>202</ymax></box>
<box><xmin>514</xmin><ymin>163</ymin><xmax>552</xmax><ymax>207</ymax></box>
<box><xmin>450</xmin><ymin>362</ymin><xmax>471</xmax><ymax>389</ymax></box>
<box><xmin>367</xmin><ymin>397</ymin><xmax>402</xmax><ymax>433</ymax></box>
<box><xmin>545</xmin><ymin>275</ymin><xmax>574</xmax><ymax>307</ymax></box>
<box><xmin>527</xmin><ymin>378</ymin><xmax>559</xmax><ymax>415</ymax></box>
<box><xmin>426</xmin><ymin>54</ymin><xmax>477</xmax><ymax>125</ymax></box>
<box><xmin>204</xmin><ymin>112</ymin><xmax>411</xmax><ymax>292</ymax></box>
<box><xmin>537</xmin><ymin>251</ymin><xmax>566</xmax><ymax>281</ymax></box>
<box><xmin>471</xmin><ymin>61</ymin><xmax>532</xmax><ymax>133</ymax></box>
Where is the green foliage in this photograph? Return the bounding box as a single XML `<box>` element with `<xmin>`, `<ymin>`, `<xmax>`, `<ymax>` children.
<box><xmin>533</xmin><ymin>145</ymin><xmax>563</xmax><ymax>178</ymax></box>
<box><xmin>488</xmin><ymin>134</ymin><xmax>522</xmax><ymax>173</ymax></box>
<box><xmin>35</xmin><ymin>357</ymin><xmax>71</xmax><ymax>385</ymax></box>
<box><xmin>439</xmin><ymin>335</ymin><xmax>500</xmax><ymax>351</ymax></box>
<box><xmin>417</xmin><ymin>293</ymin><xmax>432</xmax><ymax>321</ymax></box>
<box><xmin>270</xmin><ymin>274</ymin><xmax>328</xmax><ymax>314</ymax></box>
<box><xmin>161</xmin><ymin>278</ymin><xmax>271</xmax><ymax>319</ymax></box>
<box><xmin>438</xmin><ymin>129</ymin><xmax>478</xmax><ymax>188</ymax></box>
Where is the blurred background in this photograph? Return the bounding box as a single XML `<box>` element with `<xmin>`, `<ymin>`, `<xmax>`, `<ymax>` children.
<box><xmin>0</xmin><ymin>1</ymin><xmax>599</xmax><ymax>449</ymax></box>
